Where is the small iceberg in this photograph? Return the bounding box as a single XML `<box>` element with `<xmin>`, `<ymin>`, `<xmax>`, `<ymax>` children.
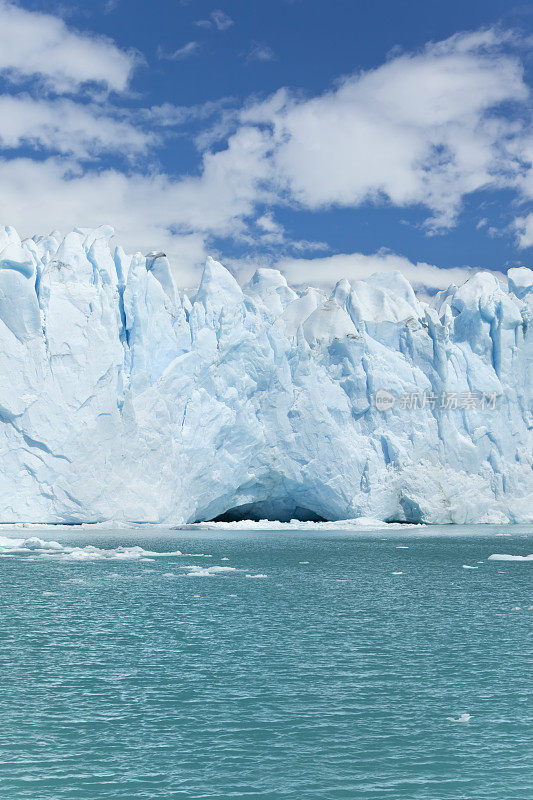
<box><xmin>0</xmin><ymin>535</ymin><xmax>185</xmax><ymax>561</ymax></box>
<box><xmin>180</xmin><ymin>565</ymin><xmax>239</xmax><ymax>577</ymax></box>
<box><xmin>488</xmin><ymin>554</ymin><xmax>533</xmax><ymax>562</ymax></box>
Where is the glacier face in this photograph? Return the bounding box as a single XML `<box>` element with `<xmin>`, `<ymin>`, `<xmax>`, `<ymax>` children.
<box><xmin>0</xmin><ymin>224</ymin><xmax>531</xmax><ymax>524</ymax></box>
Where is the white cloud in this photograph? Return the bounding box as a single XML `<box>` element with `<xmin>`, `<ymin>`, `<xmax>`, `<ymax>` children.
<box><xmin>211</xmin><ymin>10</ymin><xmax>233</xmax><ymax>31</ymax></box>
<box><xmin>273</xmin><ymin>251</ymin><xmax>488</xmax><ymax>293</ymax></box>
<box><xmin>0</xmin><ymin>0</ymin><xmax>135</xmax><ymax>93</ymax></box>
<box><xmin>247</xmin><ymin>43</ymin><xmax>276</xmax><ymax>62</ymax></box>
<box><xmin>237</xmin><ymin>30</ymin><xmax>529</xmax><ymax>230</ymax></box>
<box><xmin>515</xmin><ymin>213</ymin><xmax>533</xmax><ymax>248</ymax></box>
<box><xmin>142</xmin><ymin>98</ymin><xmax>234</xmax><ymax>127</ymax></box>
<box><xmin>0</xmin><ymin>95</ymin><xmax>154</xmax><ymax>159</ymax></box>
<box><xmin>253</xmin><ymin>213</ymin><xmax>285</xmax><ymax>245</ymax></box>
<box><xmin>0</xmin><ymin>11</ymin><xmax>530</xmax><ymax>288</ymax></box>
<box><xmin>157</xmin><ymin>41</ymin><xmax>201</xmax><ymax>61</ymax></box>
<box><xmin>102</xmin><ymin>0</ymin><xmax>120</xmax><ymax>13</ymax></box>
<box><xmin>256</xmin><ymin>213</ymin><xmax>283</xmax><ymax>234</ymax></box>
<box><xmin>194</xmin><ymin>9</ymin><xmax>234</xmax><ymax>31</ymax></box>
<box><xmin>514</xmin><ymin>137</ymin><xmax>533</xmax><ymax>246</ymax></box>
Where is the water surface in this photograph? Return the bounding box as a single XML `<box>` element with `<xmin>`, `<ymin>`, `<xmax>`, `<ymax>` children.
<box><xmin>0</xmin><ymin>524</ymin><xmax>531</xmax><ymax>799</ymax></box>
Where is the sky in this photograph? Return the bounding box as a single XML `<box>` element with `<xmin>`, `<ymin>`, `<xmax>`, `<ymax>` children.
<box><xmin>0</xmin><ymin>0</ymin><xmax>531</xmax><ymax>292</ymax></box>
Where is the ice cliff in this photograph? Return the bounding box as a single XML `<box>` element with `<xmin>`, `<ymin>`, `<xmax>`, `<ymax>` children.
<box><xmin>0</xmin><ymin>225</ymin><xmax>531</xmax><ymax>524</ymax></box>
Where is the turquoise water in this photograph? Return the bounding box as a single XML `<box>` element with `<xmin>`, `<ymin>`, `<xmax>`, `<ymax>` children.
<box><xmin>0</xmin><ymin>524</ymin><xmax>531</xmax><ymax>800</ymax></box>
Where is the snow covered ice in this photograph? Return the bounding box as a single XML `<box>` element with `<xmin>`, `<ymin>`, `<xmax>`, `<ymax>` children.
<box><xmin>0</xmin><ymin>224</ymin><xmax>531</xmax><ymax>524</ymax></box>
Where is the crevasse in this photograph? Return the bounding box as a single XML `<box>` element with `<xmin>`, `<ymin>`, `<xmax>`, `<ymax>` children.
<box><xmin>0</xmin><ymin>224</ymin><xmax>531</xmax><ymax>524</ymax></box>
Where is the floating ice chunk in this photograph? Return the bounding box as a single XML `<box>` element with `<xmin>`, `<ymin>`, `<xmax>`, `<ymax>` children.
<box><xmin>488</xmin><ymin>554</ymin><xmax>533</xmax><ymax>562</ymax></box>
<box><xmin>447</xmin><ymin>713</ymin><xmax>472</xmax><ymax>722</ymax></box>
<box><xmin>350</xmin><ymin>518</ymin><xmax>392</xmax><ymax>528</ymax></box>
<box><xmin>392</xmin><ymin>571</ymin><xmax>403</xmax><ymax>575</ymax></box>
<box><xmin>180</xmin><ymin>565</ymin><xmax>239</xmax><ymax>577</ymax></box>
<box><xmin>245</xmin><ymin>573</ymin><xmax>268</xmax><ymax>578</ymax></box>
<box><xmin>0</xmin><ymin>536</ymin><xmax>184</xmax><ymax>561</ymax></box>
<box><xmin>462</xmin><ymin>565</ymin><xmax>479</xmax><ymax>569</ymax></box>
<box><xmin>182</xmin><ymin>553</ymin><xmax>212</xmax><ymax>558</ymax></box>
<box><xmin>24</xmin><ymin>537</ymin><xmax>63</xmax><ymax>550</ymax></box>
<box><xmin>185</xmin><ymin>518</ymin><xmax>424</xmax><ymax>531</ymax></box>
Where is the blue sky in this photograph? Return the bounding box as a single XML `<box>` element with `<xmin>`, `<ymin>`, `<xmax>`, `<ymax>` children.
<box><xmin>0</xmin><ymin>0</ymin><xmax>531</xmax><ymax>290</ymax></box>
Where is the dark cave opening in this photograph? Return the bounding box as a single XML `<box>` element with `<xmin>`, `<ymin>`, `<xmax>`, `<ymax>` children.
<box><xmin>210</xmin><ymin>498</ymin><xmax>327</xmax><ymax>524</ymax></box>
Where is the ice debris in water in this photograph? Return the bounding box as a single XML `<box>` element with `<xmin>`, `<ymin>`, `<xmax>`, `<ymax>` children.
<box><xmin>447</xmin><ymin>713</ymin><xmax>472</xmax><ymax>722</ymax></box>
<box><xmin>188</xmin><ymin>519</ymin><xmax>422</xmax><ymax>531</ymax></box>
<box><xmin>488</xmin><ymin>554</ymin><xmax>533</xmax><ymax>562</ymax></box>
<box><xmin>0</xmin><ymin>225</ymin><xmax>530</xmax><ymax>525</ymax></box>
<box><xmin>180</xmin><ymin>565</ymin><xmax>240</xmax><ymax>577</ymax></box>
<box><xmin>0</xmin><ymin>535</ymin><xmax>183</xmax><ymax>560</ymax></box>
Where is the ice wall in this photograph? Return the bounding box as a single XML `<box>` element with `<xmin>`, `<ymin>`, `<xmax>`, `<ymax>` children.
<box><xmin>0</xmin><ymin>226</ymin><xmax>531</xmax><ymax>524</ymax></box>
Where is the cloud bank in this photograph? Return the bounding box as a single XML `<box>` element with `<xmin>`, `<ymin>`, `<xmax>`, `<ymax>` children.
<box><xmin>0</xmin><ymin>2</ymin><xmax>530</xmax><ymax>291</ymax></box>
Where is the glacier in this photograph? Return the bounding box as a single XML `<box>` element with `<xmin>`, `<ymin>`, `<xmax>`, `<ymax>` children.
<box><xmin>0</xmin><ymin>224</ymin><xmax>531</xmax><ymax>525</ymax></box>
